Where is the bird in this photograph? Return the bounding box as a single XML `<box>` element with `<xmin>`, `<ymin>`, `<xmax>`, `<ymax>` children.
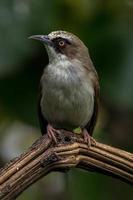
<box><xmin>29</xmin><ymin>30</ymin><xmax>99</xmax><ymax>146</ymax></box>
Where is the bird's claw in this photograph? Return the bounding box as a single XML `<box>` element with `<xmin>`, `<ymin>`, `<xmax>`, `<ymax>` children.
<box><xmin>83</xmin><ymin>129</ymin><xmax>96</xmax><ymax>147</ymax></box>
<box><xmin>47</xmin><ymin>124</ymin><xmax>60</xmax><ymax>144</ymax></box>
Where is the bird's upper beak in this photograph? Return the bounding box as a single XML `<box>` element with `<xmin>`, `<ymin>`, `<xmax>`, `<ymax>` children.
<box><xmin>28</xmin><ymin>35</ymin><xmax>52</xmax><ymax>46</ymax></box>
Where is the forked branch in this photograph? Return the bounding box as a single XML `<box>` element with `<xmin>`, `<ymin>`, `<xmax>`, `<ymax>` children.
<box><xmin>0</xmin><ymin>130</ymin><xmax>133</xmax><ymax>200</ymax></box>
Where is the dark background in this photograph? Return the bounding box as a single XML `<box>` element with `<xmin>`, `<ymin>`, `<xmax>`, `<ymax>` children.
<box><xmin>0</xmin><ymin>0</ymin><xmax>133</xmax><ymax>199</ymax></box>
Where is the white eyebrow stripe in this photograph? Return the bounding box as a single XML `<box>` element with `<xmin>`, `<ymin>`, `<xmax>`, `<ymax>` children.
<box><xmin>48</xmin><ymin>31</ymin><xmax>72</xmax><ymax>41</ymax></box>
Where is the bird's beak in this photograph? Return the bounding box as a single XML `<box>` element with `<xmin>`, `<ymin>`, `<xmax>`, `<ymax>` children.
<box><xmin>28</xmin><ymin>35</ymin><xmax>52</xmax><ymax>46</ymax></box>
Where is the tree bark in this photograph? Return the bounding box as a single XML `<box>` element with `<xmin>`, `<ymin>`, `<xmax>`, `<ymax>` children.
<box><xmin>0</xmin><ymin>130</ymin><xmax>133</xmax><ymax>200</ymax></box>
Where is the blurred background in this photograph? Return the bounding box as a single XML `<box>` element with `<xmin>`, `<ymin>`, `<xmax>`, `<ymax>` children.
<box><xmin>0</xmin><ymin>0</ymin><xmax>133</xmax><ymax>199</ymax></box>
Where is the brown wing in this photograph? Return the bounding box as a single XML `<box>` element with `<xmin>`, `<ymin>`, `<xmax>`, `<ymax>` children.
<box><xmin>85</xmin><ymin>75</ymin><xmax>100</xmax><ymax>136</ymax></box>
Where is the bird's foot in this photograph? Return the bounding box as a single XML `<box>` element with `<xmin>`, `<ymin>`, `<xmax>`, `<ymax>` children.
<box><xmin>82</xmin><ymin>129</ymin><xmax>96</xmax><ymax>147</ymax></box>
<box><xmin>47</xmin><ymin>124</ymin><xmax>60</xmax><ymax>144</ymax></box>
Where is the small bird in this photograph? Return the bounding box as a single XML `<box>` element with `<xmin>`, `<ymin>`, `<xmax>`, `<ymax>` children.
<box><xmin>29</xmin><ymin>31</ymin><xmax>99</xmax><ymax>145</ymax></box>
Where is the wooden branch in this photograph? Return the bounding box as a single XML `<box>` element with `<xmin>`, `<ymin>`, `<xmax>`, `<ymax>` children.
<box><xmin>0</xmin><ymin>131</ymin><xmax>133</xmax><ymax>200</ymax></box>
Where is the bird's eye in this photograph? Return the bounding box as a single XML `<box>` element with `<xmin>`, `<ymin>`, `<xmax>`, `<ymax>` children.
<box><xmin>58</xmin><ymin>40</ymin><xmax>65</xmax><ymax>47</ymax></box>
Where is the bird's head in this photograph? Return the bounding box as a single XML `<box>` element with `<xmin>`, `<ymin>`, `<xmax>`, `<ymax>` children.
<box><xmin>29</xmin><ymin>31</ymin><xmax>90</xmax><ymax>64</ymax></box>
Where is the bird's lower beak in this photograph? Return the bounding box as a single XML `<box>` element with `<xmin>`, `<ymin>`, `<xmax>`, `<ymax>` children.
<box><xmin>28</xmin><ymin>35</ymin><xmax>52</xmax><ymax>46</ymax></box>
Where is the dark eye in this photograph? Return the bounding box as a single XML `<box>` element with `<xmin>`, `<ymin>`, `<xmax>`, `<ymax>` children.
<box><xmin>58</xmin><ymin>40</ymin><xmax>65</xmax><ymax>47</ymax></box>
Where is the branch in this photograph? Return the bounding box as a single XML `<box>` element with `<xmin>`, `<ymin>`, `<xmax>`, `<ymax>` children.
<box><xmin>0</xmin><ymin>131</ymin><xmax>132</xmax><ymax>200</ymax></box>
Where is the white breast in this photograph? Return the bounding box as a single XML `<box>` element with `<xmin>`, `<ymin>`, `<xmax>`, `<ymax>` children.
<box><xmin>40</xmin><ymin>58</ymin><xmax>94</xmax><ymax>130</ymax></box>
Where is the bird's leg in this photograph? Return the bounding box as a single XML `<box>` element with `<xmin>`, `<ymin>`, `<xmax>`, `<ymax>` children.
<box><xmin>47</xmin><ymin>124</ymin><xmax>60</xmax><ymax>144</ymax></box>
<box><xmin>82</xmin><ymin>129</ymin><xmax>96</xmax><ymax>147</ymax></box>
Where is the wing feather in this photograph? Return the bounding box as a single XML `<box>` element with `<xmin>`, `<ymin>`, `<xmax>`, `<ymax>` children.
<box><xmin>85</xmin><ymin>73</ymin><xmax>100</xmax><ymax>136</ymax></box>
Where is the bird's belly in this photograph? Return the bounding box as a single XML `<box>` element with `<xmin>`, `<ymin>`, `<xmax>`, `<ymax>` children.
<box><xmin>41</xmin><ymin>74</ymin><xmax>94</xmax><ymax>130</ymax></box>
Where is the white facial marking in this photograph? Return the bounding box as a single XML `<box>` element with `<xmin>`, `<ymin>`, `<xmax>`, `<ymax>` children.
<box><xmin>48</xmin><ymin>31</ymin><xmax>73</xmax><ymax>41</ymax></box>
<box><xmin>45</xmin><ymin>45</ymin><xmax>68</xmax><ymax>63</ymax></box>
<box><xmin>45</xmin><ymin>31</ymin><xmax>75</xmax><ymax>63</ymax></box>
